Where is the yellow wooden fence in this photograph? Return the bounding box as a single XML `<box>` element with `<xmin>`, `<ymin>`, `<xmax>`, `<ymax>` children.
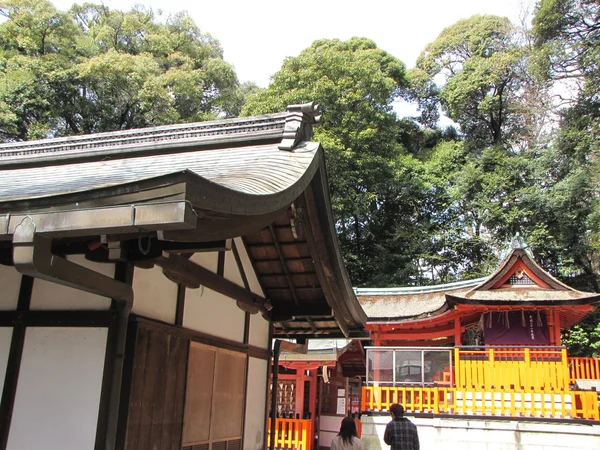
<box><xmin>569</xmin><ymin>357</ymin><xmax>600</xmax><ymax>383</ymax></box>
<box><xmin>454</xmin><ymin>347</ymin><xmax>571</xmax><ymax>391</ymax></box>
<box><xmin>362</xmin><ymin>385</ymin><xmax>599</xmax><ymax>420</ymax></box>
<box><xmin>267</xmin><ymin>418</ymin><xmax>313</xmax><ymax>450</ymax></box>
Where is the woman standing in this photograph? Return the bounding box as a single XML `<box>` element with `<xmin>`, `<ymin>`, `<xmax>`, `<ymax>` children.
<box><xmin>330</xmin><ymin>417</ymin><xmax>364</xmax><ymax>450</ymax></box>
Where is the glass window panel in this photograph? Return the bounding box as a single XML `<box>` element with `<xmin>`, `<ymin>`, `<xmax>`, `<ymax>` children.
<box><xmin>394</xmin><ymin>351</ymin><xmax>422</xmax><ymax>383</ymax></box>
<box><xmin>424</xmin><ymin>350</ymin><xmax>452</xmax><ymax>384</ymax></box>
<box><xmin>367</xmin><ymin>350</ymin><xmax>393</xmax><ymax>383</ymax></box>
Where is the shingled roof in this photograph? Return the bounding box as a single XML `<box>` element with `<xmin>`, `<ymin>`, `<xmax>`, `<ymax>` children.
<box><xmin>358</xmin><ymin>244</ymin><xmax>600</xmax><ymax>324</ymax></box>
<box><xmin>0</xmin><ymin>103</ymin><xmax>367</xmax><ymax>338</ymax></box>
<box><xmin>356</xmin><ymin>278</ymin><xmax>485</xmax><ymax>321</ymax></box>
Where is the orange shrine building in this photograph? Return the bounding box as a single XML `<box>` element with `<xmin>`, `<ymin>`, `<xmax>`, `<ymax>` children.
<box><xmin>267</xmin><ymin>240</ymin><xmax>600</xmax><ymax>450</ymax></box>
<box><xmin>355</xmin><ymin>239</ymin><xmax>600</xmax><ymax>420</ymax></box>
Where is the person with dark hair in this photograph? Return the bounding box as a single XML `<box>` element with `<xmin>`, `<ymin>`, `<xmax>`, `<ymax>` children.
<box><xmin>383</xmin><ymin>403</ymin><xmax>419</xmax><ymax>450</ymax></box>
<box><xmin>330</xmin><ymin>416</ymin><xmax>364</xmax><ymax>450</ymax></box>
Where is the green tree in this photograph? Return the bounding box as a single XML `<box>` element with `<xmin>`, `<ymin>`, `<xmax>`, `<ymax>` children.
<box><xmin>533</xmin><ymin>0</ymin><xmax>600</xmax><ymax>95</ymax></box>
<box><xmin>243</xmin><ymin>37</ymin><xmax>431</xmax><ymax>285</ymax></box>
<box><xmin>408</xmin><ymin>15</ymin><xmax>537</xmax><ymax>147</ymax></box>
<box><xmin>0</xmin><ymin>0</ymin><xmax>243</xmax><ymax>140</ymax></box>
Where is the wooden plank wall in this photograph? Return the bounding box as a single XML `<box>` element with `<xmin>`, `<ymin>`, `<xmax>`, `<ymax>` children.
<box><xmin>123</xmin><ymin>323</ymin><xmax>188</xmax><ymax>450</ymax></box>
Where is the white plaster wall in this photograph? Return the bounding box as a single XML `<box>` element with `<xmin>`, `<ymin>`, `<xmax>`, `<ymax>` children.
<box><xmin>0</xmin><ymin>327</ymin><xmax>13</xmax><ymax>395</ymax></box>
<box><xmin>360</xmin><ymin>415</ymin><xmax>600</xmax><ymax>450</ymax></box>
<box><xmin>244</xmin><ymin>357</ymin><xmax>268</xmax><ymax>450</ymax></box>
<box><xmin>7</xmin><ymin>327</ymin><xmax>107</xmax><ymax>450</ymax></box>
<box><xmin>0</xmin><ymin>264</ymin><xmax>21</xmax><ymax>310</ymax></box>
<box><xmin>132</xmin><ymin>265</ymin><xmax>177</xmax><ymax>324</ymax></box>
<box><xmin>224</xmin><ymin>250</ymin><xmax>245</xmax><ymax>287</ymax></box>
<box><xmin>190</xmin><ymin>251</ymin><xmax>218</xmax><ymax>272</ymax></box>
<box><xmin>248</xmin><ymin>313</ymin><xmax>270</xmax><ymax>349</ymax></box>
<box><xmin>184</xmin><ymin>286</ymin><xmax>245</xmax><ymax>342</ymax></box>
<box><xmin>30</xmin><ymin>255</ymin><xmax>113</xmax><ymax>310</ymax></box>
<box><xmin>234</xmin><ymin>237</ymin><xmax>264</xmax><ymax>297</ymax></box>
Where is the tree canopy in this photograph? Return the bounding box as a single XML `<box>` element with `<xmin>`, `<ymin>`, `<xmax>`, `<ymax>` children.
<box><xmin>0</xmin><ymin>0</ymin><xmax>244</xmax><ymax>140</ymax></box>
<box><xmin>1</xmin><ymin>1</ymin><xmax>599</xmax><ymax>352</ymax></box>
<box><xmin>243</xmin><ymin>37</ymin><xmax>429</xmax><ymax>285</ymax></box>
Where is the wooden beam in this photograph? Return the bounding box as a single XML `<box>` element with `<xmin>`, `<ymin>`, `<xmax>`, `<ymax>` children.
<box><xmin>268</xmin><ymin>224</ymin><xmax>300</xmax><ymax>308</ymax></box>
<box><xmin>382</xmin><ymin>337</ymin><xmax>455</xmax><ymax>347</ymax></box>
<box><xmin>0</xmin><ymin>310</ymin><xmax>116</xmax><ymax>327</ymax></box>
<box><xmin>270</xmin><ymin>303</ymin><xmax>333</xmax><ymax>322</ymax></box>
<box><xmin>377</xmin><ymin>322</ymin><xmax>458</xmax><ymax>341</ymax></box>
<box><xmin>152</xmin><ymin>252</ymin><xmax>268</xmax><ymax>314</ymax></box>
<box><xmin>161</xmin><ymin>206</ymin><xmax>288</xmax><ymax>242</ymax></box>
<box><xmin>232</xmin><ymin>241</ymin><xmax>252</xmax><ymax>344</ymax></box>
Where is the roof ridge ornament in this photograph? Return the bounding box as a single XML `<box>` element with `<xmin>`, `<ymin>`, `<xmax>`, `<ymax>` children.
<box><xmin>278</xmin><ymin>102</ymin><xmax>321</xmax><ymax>151</ymax></box>
<box><xmin>510</xmin><ymin>233</ymin><xmax>526</xmax><ymax>249</ymax></box>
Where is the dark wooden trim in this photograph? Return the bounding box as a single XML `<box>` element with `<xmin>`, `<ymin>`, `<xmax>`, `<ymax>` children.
<box><xmin>241</xmin><ymin>237</ymin><xmax>270</xmax><ymax>301</ymax></box>
<box><xmin>153</xmin><ymin>253</ymin><xmax>268</xmax><ymax>314</ymax></box>
<box><xmin>248</xmin><ymin>345</ymin><xmax>271</xmax><ymax>361</ymax></box>
<box><xmin>232</xmin><ymin>240</ymin><xmax>252</xmax><ymax>346</ymax></box>
<box><xmin>0</xmin><ymin>275</ymin><xmax>33</xmax><ymax>450</ymax></box>
<box><xmin>96</xmin><ymin>322</ymin><xmax>119</xmax><ymax>450</ymax></box>
<box><xmin>232</xmin><ymin>240</ymin><xmax>251</xmax><ymax>292</ymax></box>
<box><xmin>96</xmin><ymin>261</ymin><xmax>133</xmax><ymax>450</ymax></box>
<box><xmin>115</xmin><ymin>319</ymin><xmax>139</xmax><ymax>450</ymax></box>
<box><xmin>243</xmin><ymin>312</ymin><xmax>251</xmax><ymax>346</ymax></box>
<box><xmin>268</xmin><ymin>224</ymin><xmax>301</xmax><ymax>307</ymax></box>
<box><xmin>217</xmin><ymin>250</ymin><xmax>226</xmax><ymax>277</ymax></box>
<box><xmin>16</xmin><ymin>275</ymin><xmax>33</xmax><ymax>310</ymax></box>
<box><xmin>0</xmin><ymin>327</ymin><xmax>25</xmax><ymax>450</ymax></box>
<box><xmin>175</xmin><ymin>284</ymin><xmax>186</xmax><ymax>327</ymax></box>
<box><xmin>135</xmin><ymin>316</ymin><xmax>248</xmax><ymax>354</ymax></box>
<box><xmin>0</xmin><ymin>310</ymin><xmax>117</xmax><ymax>327</ymax></box>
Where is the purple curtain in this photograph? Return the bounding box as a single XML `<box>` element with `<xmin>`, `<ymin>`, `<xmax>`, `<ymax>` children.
<box><xmin>483</xmin><ymin>311</ymin><xmax>550</xmax><ymax>345</ymax></box>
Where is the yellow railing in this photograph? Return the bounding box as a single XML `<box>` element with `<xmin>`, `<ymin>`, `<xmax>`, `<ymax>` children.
<box><xmin>454</xmin><ymin>347</ymin><xmax>570</xmax><ymax>391</ymax></box>
<box><xmin>267</xmin><ymin>418</ymin><xmax>313</xmax><ymax>450</ymax></box>
<box><xmin>569</xmin><ymin>357</ymin><xmax>600</xmax><ymax>383</ymax></box>
<box><xmin>362</xmin><ymin>386</ymin><xmax>599</xmax><ymax>420</ymax></box>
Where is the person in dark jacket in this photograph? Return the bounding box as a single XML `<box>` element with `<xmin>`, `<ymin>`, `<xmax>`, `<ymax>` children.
<box><xmin>383</xmin><ymin>403</ymin><xmax>419</xmax><ymax>450</ymax></box>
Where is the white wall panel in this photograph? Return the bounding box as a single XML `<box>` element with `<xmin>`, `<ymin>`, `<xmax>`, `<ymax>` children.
<box><xmin>243</xmin><ymin>357</ymin><xmax>268</xmax><ymax>450</ymax></box>
<box><xmin>132</xmin><ymin>265</ymin><xmax>178</xmax><ymax>324</ymax></box>
<box><xmin>190</xmin><ymin>251</ymin><xmax>218</xmax><ymax>272</ymax></box>
<box><xmin>224</xmin><ymin>251</ymin><xmax>244</xmax><ymax>287</ymax></box>
<box><xmin>7</xmin><ymin>327</ymin><xmax>107</xmax><ymax>450</ymax></box>
<box><xmin>0</xmin><ymin>265</ymin><xmax>21</xmax><ymax>311</ymax></box>
<box><xmin>248</xmin><ymin>313</ymin><xmax>271</xmax><ymax>349</ymax></box>
<box><xmin>30</xmin><ymin>255</ymin><xmax>113</xmax><ymax>310</ymax></box>
<box><xmin>0</xmin><ymin>327</ymin><xmax>13</xmax><ymax>394</ymax></box>
<box><xmin>184</xmin><ymin>287</ymin><xmax>245</xmax><ymax>342</ymax></box>
<box><xmin>234</xmin><ymin>238</ymin><xmax>264</xmax><ymax>297</ymax></box>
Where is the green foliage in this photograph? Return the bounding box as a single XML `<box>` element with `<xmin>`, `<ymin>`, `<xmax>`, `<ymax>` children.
<box><xmin>533</xmin><ymin>0</ymin><xmax>600</xmax><ymax>94</ymax></box>
<box><xmin>562</xmin><ymin>309</ymin><xmax>600</xmax><ymax>357</ymax></box>
<box><xmin>0</xmin><ymin>0</ymin><xmax>243</xmax><ymax>140</ymax></box>
<box><xmin>243</xmin><ymin>37</ymin><xmax>428</xmax><ymax>285</ymax></box>
<box><xmin>409</xmin><ymin>15</ymin><xmax>534</xmax><ymax>147</ymax></box>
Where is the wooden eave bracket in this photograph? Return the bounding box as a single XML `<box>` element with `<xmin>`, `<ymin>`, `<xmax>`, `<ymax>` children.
<box><xmin>278</xmin><ymin>102</ymin><xmax>321</xmax><ymax>151</ymax></box>
<box><xmin>151</xmin><ymin>251</ymin><xmax>269</xmax><ymax>315</ymax></box>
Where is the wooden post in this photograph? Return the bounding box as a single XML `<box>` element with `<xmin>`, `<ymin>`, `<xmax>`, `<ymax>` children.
<box><xmin>296</xmin><ymin>369</ymin><xmax>305</xmax><ymax>418</ymax></box>
<box><xmin>554</xmin><ymin>310</ymin><xmax>562</xmax><ymax>346</ymax></box>
<box><xmin>309</xmin><ymin>369</ymin><xmax>317</xmax><ymax>420</ymax></box>
<box><xmin>454</xmin><ymin>317</ymin><xmax>461</xmax><ymax>346</ymax></box>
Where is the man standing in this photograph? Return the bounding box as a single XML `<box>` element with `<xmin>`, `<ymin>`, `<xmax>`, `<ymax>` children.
<box><xmin>383</xmin><ymin>403</ymin><xmax>420</xmax><ymax>450</ymax></box>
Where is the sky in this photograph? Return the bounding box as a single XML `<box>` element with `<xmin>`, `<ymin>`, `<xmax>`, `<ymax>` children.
<box><xmin>51</xmin><ymin>0</ymin><xmax>534</xmax><ymax>88</ymax></box>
